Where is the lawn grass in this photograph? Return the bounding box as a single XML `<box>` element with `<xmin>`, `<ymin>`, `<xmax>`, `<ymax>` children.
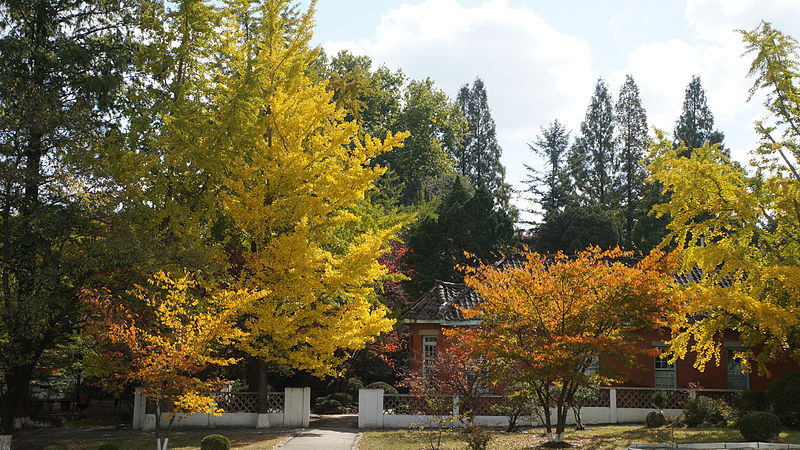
<box><xmin>359</xmin><ymin>425</ymin><xmax>800</xmax><ymax>450</ymax></box>
<box><xmin>16</xmin><ymin>431</ymin><xmax>288</xmax><ymax>450</ymax></box>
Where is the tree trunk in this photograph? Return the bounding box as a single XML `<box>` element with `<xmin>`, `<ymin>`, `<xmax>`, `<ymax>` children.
<box><xmin>2</xmin><ymin>368</ymin><xmax>33</xmax><ymax>433</ymax></box>
<box><xmin>248</xmin><ymin>358</ymin><xmax>268</xmax><ymax>414</ymax></box>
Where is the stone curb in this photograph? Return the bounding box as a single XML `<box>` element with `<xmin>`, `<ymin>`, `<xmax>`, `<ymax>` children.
<box><xmin>627</xmin><ymin>443</ymin><xmax>800</xmax><ymax>449</ymax></box>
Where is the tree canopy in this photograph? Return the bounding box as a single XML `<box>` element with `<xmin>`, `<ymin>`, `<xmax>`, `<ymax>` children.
<box><xmin>648</xmin><ymin>21</ymin><xmax>800</xmax><ymax>372</ymax></box>
<box><xmin>457</xmin><ymin>247</ymin><xmax>681</xmax><ymax>443</ymax></box>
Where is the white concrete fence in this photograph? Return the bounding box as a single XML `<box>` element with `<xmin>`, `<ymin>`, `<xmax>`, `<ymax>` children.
<box><xmin>132</xmin><ymin>387</ymin><xmax>310</xmax><ymax>430</ymax></box>
<box><xmin>359</xmin><ymin>387</ymin><xmax>738</xmax><ymax>429</ymax></box>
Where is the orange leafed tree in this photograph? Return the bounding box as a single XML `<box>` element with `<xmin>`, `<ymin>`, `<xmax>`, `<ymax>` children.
<box><xmin>82</xmin><ymin>272</ymin><xmax>259</xmax><ymax>450</ymax></box>
<box><xmin>456</xmin><ymin>247</ymin><xmax>682</xmax><ymax>444</ymax></box>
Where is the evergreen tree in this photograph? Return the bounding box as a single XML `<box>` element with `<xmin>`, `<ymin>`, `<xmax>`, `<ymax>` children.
<box><xmin>674</xmin><ymin>75</ymin><xmax>725</xmax><ymax>156</ymax></box>
<box><xmin>0</xmin><ymin>0</ymin><xmax>135</xmax><ymax>429</ymax></box>
<box><xmin>525</xmin><ymin>120</ymin><xmax>572</xmax><ymax>215</ymax></box>
<box><xmin>534</xmin><ymin>206</ymin><xmax>621</xmax><ymax>254</ymax></box>
<box><xmin>614</xmin><ymin>75</ymin><xmax>649</xmax><ymax>249</ymax></box>
<box><xmin>455</xmin><ymin>77</ymin><xmax>509</xmax><ymax>206</ymax></box>
<box><xmin>405</xmin><ymin>176</ymin><xmax>514</xmax><ymax>296</ymax></box>
<box><xmin>570</xmin><ymin>78</ymin><xmax>618</xmax><ymax>209</ymax></box>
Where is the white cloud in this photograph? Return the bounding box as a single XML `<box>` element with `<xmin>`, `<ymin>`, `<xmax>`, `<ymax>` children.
<box><xmin>320</xmin><ymin>0</ymin><xmax>800</xmax><ymax>220</ymax></box>
<box><xmin>323</xmin><ymin>0</ymin><xmax>596</xmax><ymax>192</ymax></box>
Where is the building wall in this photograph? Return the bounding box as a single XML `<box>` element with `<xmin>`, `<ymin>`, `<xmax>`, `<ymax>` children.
<box><xmin>408</xmin><ymin>323</ymin><xmax>444</xmax><ymax>375</ymax></box>
<box><xmin>408</xmin><ymin>323</ymin><xmax>797</xmax><ymax>390</ymax></box>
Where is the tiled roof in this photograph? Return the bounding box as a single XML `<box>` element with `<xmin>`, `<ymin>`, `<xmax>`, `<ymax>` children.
<box><xmin>403</xmin><ymin>255</ymin><xmax>730</xmax><ymax>322</ymax></box>
<box><xmin>403</xmin><ymin>280</ymin><xmax>481</xmax><ymax>322</ymax></box>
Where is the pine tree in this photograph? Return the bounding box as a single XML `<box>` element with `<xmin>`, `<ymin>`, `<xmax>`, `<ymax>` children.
<box><xmin>614</xmin><ymin>75</ymin><xmax>649</xmax><ymax>248</ymax></box>
<box><xmin>405</xmin><ymin>176</ymin><xmax>514</xmax><ymax>296</ymax></box>
<box><xmin>674</xmin><ymin>75</ymin><xmax>725</xmax><ymax>156</ymax></box>
<box><xmin>570</xmin><ymin>79</ymin><xmax>618</xmax><ymax>209</ymax></box>
<box><xmin>455</xmin><ymin>78</ymin><xmax>509</xmax><ymax>206</ymax></box>
<box><xmin>525</xmin><ymin>120</ymin><xmax>572</xmax><ymax>215</ymax></box>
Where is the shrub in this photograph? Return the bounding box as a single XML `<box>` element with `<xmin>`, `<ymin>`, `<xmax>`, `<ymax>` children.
<box><xmin>200</xmin><ymin>434</ymin><xmax>231</xmax><ymax>450</ymax></box>
<box><xmin>314</xmin><ymin>392</ymin><xmax>353</xmax><ymax>414</ymax></box>
<box><xmin>96</xmin><ymin>443</ymin><xmax>120</xmax><ymax>450</ymax></box>
<box><xmin>365</xmin><ymin>381</ymin><xmax>398</xmax><ymax>395</ymax></box>
<box><xmin>462</xmin><ymin>425</ymin><xmax>492</xmax><ymax>450</ymax></box>
<box><xmin>769</xmin><ymin>372</ymin><xmax>800</xmax><ymax>427</ymax></box>
<box><xmin>651</xmin><ymin>390</ymin><xmax>667</xmax><ymax>410</ymax></box>
<box><xmin>346</xmin><ymin>377</ymin><xmax>364</xmax><ymax>397</ymax></box>
<box><xmin>733</xmin><ymin>389</ymin><xmax>768</xmax><ymax>413</ymax></box>
<box><xmin>683</xmin><ymin>396</ymin><xmax>725</xmax><ymax>427</ymax></box>
<box><xmin>646</xmin><ymin>411</ymin><xmax>667</xmax><ymax>428</ymax></box>
<box><xmin>739</xmin><ymin>412</ymin><xmax>781</xmax><ymax>441</ymax></box>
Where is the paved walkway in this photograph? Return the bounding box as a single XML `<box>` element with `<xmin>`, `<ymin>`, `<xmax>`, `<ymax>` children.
<box><xmin>277</xmin><ymin>428</ymin><xmax>360</xmax><ymax>450</ymax></box>
<box><xmin>12</xmin><ymin>414</ymin><xmax>363</xmax><ymax>449</ymax></box>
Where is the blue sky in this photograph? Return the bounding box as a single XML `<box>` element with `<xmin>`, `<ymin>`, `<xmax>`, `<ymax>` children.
<box><xmin>305</xmin><ymin>0</ymin><xmax>800</xmax><ymax>215</ymax></box>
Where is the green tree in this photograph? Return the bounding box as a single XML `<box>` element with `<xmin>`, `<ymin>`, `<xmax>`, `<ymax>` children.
<box><xmin>455</xmin><ymin>77</ymin><xmax>510</xmax><ymax>207</ymax></box>
<box><xmin>570</xmin><ymin>78</ymin><xmax>618</xmax><ymax>209</ymax></box>
<box><xmin>614</xmin><ymin>75</ymin><xmax>650</xmax><ymax>249</ymax></box>
<box><xmin>325</xmin><ymin>50</ymin><xmax>405</xmax><ymax>138</ymax></box>
<box><xmin>534</xmin><ymin>206</ymin><xmax>621</xmax><ymax>254</ymax></box>
<box><xmin>378</xmin><ymin>78</ymin><xmax>465</xmax><ymax>206</ymax></box>
<box><xmin>525</xmin><ymin>120</ymin><xmax>573</xmax><ymax>216</ymax></box>
<box><xmin>0</xmin><ymin>0</ymin><xmax>135</xmax><ymax>431</ymax></box>
<box><xmin>673</xmin><ymin>75</ymin><xmax>725</xmax><ymax>156</ymax></box>
<box><xmin>405</xmin><ymin>176</ymin><xmax>514</xmax><ymax>295</ymax></box>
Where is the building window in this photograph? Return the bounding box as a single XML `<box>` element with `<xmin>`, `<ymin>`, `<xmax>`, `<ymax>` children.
<box><xmin>727</xmin><ymin>348</ymin><xmax>749</xmax><ymax>390</ymax></box>
<box><xmin>422</xmin><ymin>335</ymin><xmax>437</xmax><ymax>377</ymax></box>
<box><xmin>654</xmin><ymin>347</ymin><xmax>676</xmax><ymax>388</ymax></box>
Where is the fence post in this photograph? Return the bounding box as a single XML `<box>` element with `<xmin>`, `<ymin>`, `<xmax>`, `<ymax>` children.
<box><xmin>132</xmin><ymin>387</ymin><xmax>145</xmax><ymax>430</ymax></box>
<box><xmin>284</xmin><ymin>387</ymin><xmax>310</xmax><ymax>428</ymax></box>
<box><xmin>452</xmin><ymin>395</ymin><xmax>459</xmax><ymax>417</ymax></box>
<box><xmin>358</xmin><ymin>389</ymin><xmax>384</xmax><ymax>429</ymax></box>
<box><xmin>609</xmin><ymin>388</ymin><xmax>618</xmax><ymax>424</ymax></box>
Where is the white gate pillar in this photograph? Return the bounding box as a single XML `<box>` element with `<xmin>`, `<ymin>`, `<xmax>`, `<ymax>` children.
<box><xmin>358</xmin><ymin>389</ymin><xmax>384</xmax><ymax>428</ymax></box>
<box><xmin>284</xmin><ymin>387</ymin><xmax>310</xmax><ymax>428</ymax></box>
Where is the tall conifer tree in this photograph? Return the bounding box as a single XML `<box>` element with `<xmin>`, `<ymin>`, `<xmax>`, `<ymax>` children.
<box><xmin>674</xmin><ymin>75</ymin><xmax>725</xmax><ymax>156</ymax></box>
<box><xmin>614</xmin><ymin>75</ymin><xmax>649</xmax><ymax>248</ymax></box>
<box><xmin>455</xmin><ymin>77</ymin><xmax>510</xmax><ymax>206</ymax></box>
<box><xmin>570</xmin><ymin>78</ymin><xmax>618</xmax><ymax>209</ymax></box>
<box><xmin>525</xmin><ymin>120</ymin><xmax>572</xmax><ymax>215</ymax></box>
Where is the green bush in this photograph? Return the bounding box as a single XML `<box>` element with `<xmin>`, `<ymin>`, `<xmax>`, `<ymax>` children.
<box><xmin>200</xmin><ymin>434</ymin><xmax>231</xmax><ymax>450</ymax></box>
<box><xmin>346</xmin><ymin>377</ymin><xmax>364</xmax><ymax>397</ymax></box>
<box><xmin>462</xmin><ymin>425</ymin><xmax>492</xmax><ymax>450</ymax></box>
<box><xmin>683</xmin><ymin>396</ymin><xmax>725</xmax><ymax>427</ymax></box>
<box><xmin>314</xmin><ymin>392</ymin><xmax>353</xmax><ymax>414</ymax></box>
<box><xmin>739</xmin><ymin>412</ymin><xmax>781</xmax><ymax>441</ymax></box>
<box><xmin>365</xmin><ymin>381</ymin><xmax>398</xmax><ymax>395</ymax></box>
<box><xmin>769</xmin><ymin>373</ymin><xmax>800</xmax><ymax>427</ymax></box>
<box><xmin>96</xmin><ymin>443</ymin><xmax>119</xmax><ymax>450</ymax></box>
<box><xmin>651</xmin><ymin>391</ymin><xmax>667</xmax><ymax>410</ymax></box>
<box><xmin>733</xmin><ymin>389</ymin><xmax>768</xmax><ymax>413</ymax></box>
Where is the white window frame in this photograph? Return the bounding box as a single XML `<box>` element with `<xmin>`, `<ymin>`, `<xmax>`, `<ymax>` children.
<box><xmin>726</xmin><ymin>347</ymin><xmax>750</xmax><ymax>390</ymax></box>
<box><xmin>654</xmin><ymin>347</ymin><xmax>676</xmax><ymax>388</ymax></box>
<box><xmin>422</xmin><ymin>335</ymin><xmax>437</xmax><ymax>377</ymax></box>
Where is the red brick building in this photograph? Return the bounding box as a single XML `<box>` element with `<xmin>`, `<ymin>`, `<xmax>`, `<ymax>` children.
<box><xmin>402</xmin><ymin>279</ymin><xmax>797</xmax><ymax>391</ymax></box>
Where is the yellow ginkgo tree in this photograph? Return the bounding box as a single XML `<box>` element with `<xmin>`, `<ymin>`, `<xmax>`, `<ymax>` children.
<box><xmin>197</xmin><ymin>0</ymin><xmax>407</xmax><ymax>378</ymax></box>
<box><xmin>647</xmin><ymin>22</ymin><xmax>800</xmax><ymax>372</ymax></box>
